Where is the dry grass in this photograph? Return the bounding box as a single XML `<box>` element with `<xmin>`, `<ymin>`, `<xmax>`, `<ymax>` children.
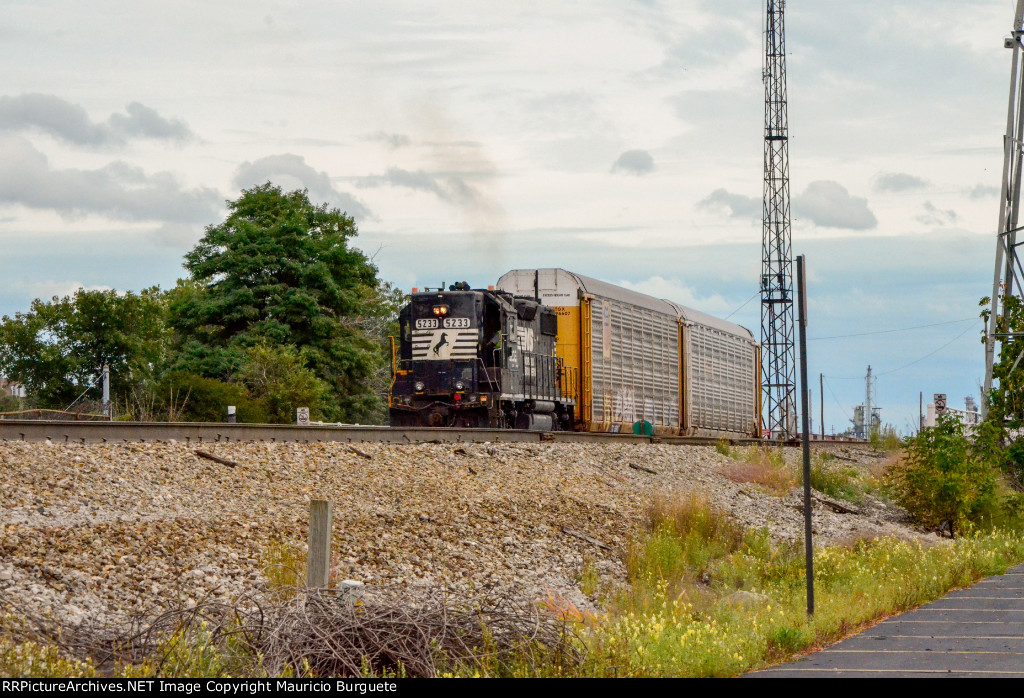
<box><xmin>644</xmin><ymin>491</ymin><xmax>746</xmax><ymax>547</ymax></box>
<box><xmin>719</xmin><ymin>446</ymin><xmax>795</xmax><ymax>495</ymax></box>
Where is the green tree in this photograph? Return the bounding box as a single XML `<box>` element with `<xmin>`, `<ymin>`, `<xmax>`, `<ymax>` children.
<box><xmin>236</xmin><ymin>343</ymin><xmax>328</xmax><ymax>423</ymax></box>
<box><xmin>980</xmin><ymin>295</ymin><xmax>1024</xmax><ymax>487</ymax></box>
<box><xmin>0</xmin><ymin>288</ymin><xmax>169</xmax><ymax>410</ymax></box>
<box><xmin>885</xmin><ymin>413</ymin><xmax>998</xmax><ymax>536</ymax></box>
<box><xmin>169</xmin><ymin>184</ymin><xmax>391</xmax><ymax>422</ymax></box>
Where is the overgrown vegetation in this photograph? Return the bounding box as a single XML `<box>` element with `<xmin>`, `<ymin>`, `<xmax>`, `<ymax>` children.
<box><xmin>869</xmin><ymin>424</ymin><xmax>902</xmax><ymax>452</ymax></box>
<box><xmin>569</xmin><ymin>497</ymin><xmax>1024</xmax><ymax>677</ymax></box>
<box><xmin>885</xmin><ymin>413</ymin><xmax>999</xmax><ymax>536</ymax></box>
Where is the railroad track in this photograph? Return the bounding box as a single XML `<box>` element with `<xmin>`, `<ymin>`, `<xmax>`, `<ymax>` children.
<box><xmin>0</xmin><ymin>419</ymin><xmax>779</xmax><ymax>446</ymax></box>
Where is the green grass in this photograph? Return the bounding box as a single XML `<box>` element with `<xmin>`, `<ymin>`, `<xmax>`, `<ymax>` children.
<box><xmin>561</xmin><ymin>495</ymin><xmax>1024</xmax><ymax>677</ymax></box>
<box><xmin>801</xmin><ymin>453</ymin><xmax>875</xmax><ymax>503</ymax></box>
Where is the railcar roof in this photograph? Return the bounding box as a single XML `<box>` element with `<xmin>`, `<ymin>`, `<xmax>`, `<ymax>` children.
<box><xmin>498</xmin><ymin>268</ymin><xmax>756</xmax><ymax>342</ymax></box>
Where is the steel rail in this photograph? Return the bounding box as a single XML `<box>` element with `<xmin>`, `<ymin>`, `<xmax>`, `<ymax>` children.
<box><xmin>0</xmin><ymin>420</ymin><xmax>870</xmax><ymax>447</ymax></box>
<box><xmin>0</xmin><ymin>420</ymin><xmax>786</xmax><ymax>446</ymax></box>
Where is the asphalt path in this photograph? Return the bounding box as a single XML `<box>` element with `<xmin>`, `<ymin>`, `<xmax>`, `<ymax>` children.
<box><xmin>748</xmin><ymin>563</ymin><xmax>1024</xmax><ymax>677</ymax></box>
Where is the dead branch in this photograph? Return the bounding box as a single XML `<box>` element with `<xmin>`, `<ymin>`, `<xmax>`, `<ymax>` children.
<box><xmin>194</xmin><ymin>450</ymin><xmax>238</xmax><ymax>468</ymax></box>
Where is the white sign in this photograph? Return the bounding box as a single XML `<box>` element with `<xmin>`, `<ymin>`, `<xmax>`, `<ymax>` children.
<box><xmin>297</xmin><ymin>407</ymin><xmax>310</xmax><ymax>425</ymax></box>
<box><xmin>934</xmin><ymin>394</ymin><xmax>947</xmax><ymax>414</ymax></box>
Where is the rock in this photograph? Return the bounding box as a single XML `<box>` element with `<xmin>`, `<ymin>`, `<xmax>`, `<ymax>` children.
<box><xmin>723</xmin><ymin>590</ymin><xmax>772</xmax><ymax>608</ymax></box>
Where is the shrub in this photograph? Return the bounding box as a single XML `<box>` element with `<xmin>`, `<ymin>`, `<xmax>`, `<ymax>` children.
<box><xmin>870</xmin><ymin>424</ymin><xmax>903</xmax><ymax>452</ymax></box>
<box><xmin>885</xmin><ymin>414</ymin><xmax>998</xmax><ymax>536</ymax></box>
<box><xmin>155</xmin><ymin>372</ymin><xmax>264</xmax><ymax>423</ymax></box>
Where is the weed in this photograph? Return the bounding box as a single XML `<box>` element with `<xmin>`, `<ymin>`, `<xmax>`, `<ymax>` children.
<box><xmin>720</xmin><ymin>446</ymin><xmax>795</xmax><ymax>495</ymax></box>
<box><xmin>260</xmin><ymin>539</ymin><xmax>305</xmax><ymax>596</ymax></box>
<box><xmin>715</xmin><ymin>439</ymin><xmax>731</xmax><ymax>457</ymax></box>
<box><xmin>578</xmin><ymin>559</ymin><xmax>600</xmax><ymax>597</ymax></box>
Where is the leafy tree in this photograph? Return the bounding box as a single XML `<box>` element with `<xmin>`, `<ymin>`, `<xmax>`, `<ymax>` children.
<box><xmin>980</xmin><ymin>294</ymin><xmax>1024</xmax><ymax>486</ymax></box>
<box><xmin>0</xmin><ymin>288</ymin><xmax>168</xmax><ymax>410</ymax></box>
<box><xmin>169</xmin><ymin>184</ymin><xmax>390</xmax><ymax>422</ymax></box>
<box><xmin>236</xmin><ymin>343</ymin><xmax>328</xmax><ymax>423</ymax></box>
<box><xmin>885</xmin><ymin>413</ymin><xmax>998</xmax><ymax>536</ymax></box>
<box><xmin>153</xmin><ymin>372</ymin><xmax>260</xmax><ymax>423</ymax></box>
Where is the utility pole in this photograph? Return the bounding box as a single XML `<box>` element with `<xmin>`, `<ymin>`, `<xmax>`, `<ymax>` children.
<box><xmin>985</xmin><ymin>0</ymin><xmax>1024</xmax><ymax>416</ymax></box>
<box><xmin>761</xmin><ymin>0</ymin><xmax>797</xmax><ymax>439</ymax></box>
<box><xmin>820</xmin><ymin>373</ymin><xmax>824</xmax><ymax>439</ymax></box>
<box><xmin>865</xmin><ymin>365</ymin><xmax>873</xmax><ymax>439</ymax></box>
<box><xmin>102</xmin><ymin>364</ymin><xmax>110</xmax><ymax>419</ymax></box>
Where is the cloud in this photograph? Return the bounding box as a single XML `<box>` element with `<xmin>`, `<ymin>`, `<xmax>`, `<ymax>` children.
<box><xmin>18</xmin><ymin>280</ymin><xmax>114</xmax><ymax>301</ymax></box>
<box><xmin>232</xmin><ymin>153</ymin><xmax>370</xmax><ymax>219</ymax></box>
<box><xmin>358</xmin><ymin>167</ymin><xmax>476</xmax><ymax>205</ymax></box>
<box><xmin>356</xmin><ymin>166</ymin><xmax>503</xmax><ymax>222</ymax></box>
<box><xmin>793</xmin><ymin>181</ymin><xmax>877</xmax><ymax>230</ymax></box>
<box><xmin>0</xmin><ymin>94</ymin><xmax>193</xmax><ymax>145</ymax></box>
<box><xmin>698</xmin><ymin>188</ymin><xmax>759</xmax><ymax>219</ymax></box>
<box><xmin>363</xmin><ymin>131</ymin><xmax>412</xmax><ymax>149</ymax></box>
<box><xmin>0</xmin><ymin>135</ymin><xmax>221</xmax><ymax>222</ymax></box>
<box><xmin>915</xmin><ymin>201</ymin><xmax>959</xmax><ymax>226</ymax></box>
<box><xmin>967</xmin><ymin>184</ymin><xmax>999</xmax><ymax>199</ymax></box>
<box><xmin>619</xmin><ymin>275</ymin><xmax>730</xmax><ymax>314</ymax></box>
<box><xmin>108</xmin><ymin>102</ymin><xmax>192</xmax><ymax>141</ymax></box>
<box><xmin>874</xmin><ymin>172</ymin><xmax>928</xmax><ymax>193</ymax></box>
<box><xmin>611</xmin><ymin>149</ymin><xmax>655</xmax><ymax>175</ymax></box>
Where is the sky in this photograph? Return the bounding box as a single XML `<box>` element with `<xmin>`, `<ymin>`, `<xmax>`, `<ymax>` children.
<box><xmin>0</xmin><ymin>0</ymin><xmax>1018</xmax><ymax>434</ymax></box>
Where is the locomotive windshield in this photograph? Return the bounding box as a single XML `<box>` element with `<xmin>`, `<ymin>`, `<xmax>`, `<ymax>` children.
<box><xmin>404</xmin><ymin>293</ymin><xmax>480</xmax><ymax>361</ymax></box>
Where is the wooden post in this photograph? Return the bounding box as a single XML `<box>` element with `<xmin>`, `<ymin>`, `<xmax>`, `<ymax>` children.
<box><xmin>307</xmin><ymin>500</ymin><xmax>333</xmax><ymax>588</ymax></box>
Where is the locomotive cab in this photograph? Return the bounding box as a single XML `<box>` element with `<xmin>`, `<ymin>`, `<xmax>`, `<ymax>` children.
<box><xmin>388</xmin><ymin>283</ymin><xmax>576</xmax><ymax>430</ymax></box>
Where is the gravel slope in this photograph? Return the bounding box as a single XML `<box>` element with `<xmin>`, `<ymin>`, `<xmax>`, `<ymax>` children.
<box><xmin>0</xmin><ymin>440</ymin><xmax>919</xmax><ymax>626</ymax></box>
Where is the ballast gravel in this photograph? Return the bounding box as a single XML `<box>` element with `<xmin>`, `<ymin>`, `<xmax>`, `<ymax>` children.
<box><xmin>0</xmin><ymin>440</ymin><xmax>924</xmax><ymax>627</ymax></box>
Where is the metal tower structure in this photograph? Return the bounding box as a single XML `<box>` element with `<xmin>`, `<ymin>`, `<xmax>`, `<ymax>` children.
<box><xmin>985</xmin><ymin>0</ymin><xmax>1024</xmax><ymax>414</ymax></box>
<box><xmin>761</xmin><ymin>0</ymin><xmax>797</xmax><ymax>437</ymax></box>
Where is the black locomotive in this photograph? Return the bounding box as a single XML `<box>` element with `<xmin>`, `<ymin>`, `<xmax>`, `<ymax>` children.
<box><xmin>388</xmin><ymin>282</ymin><xmax>576</xmax><ymax>430</ymax></box>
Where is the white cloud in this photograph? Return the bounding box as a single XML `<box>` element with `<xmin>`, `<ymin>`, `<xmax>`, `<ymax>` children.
<box><xmin>793</xmin><ymin>181</ymin><xmax>877</xmax><ymax>230</ymax></box>
<box><xmin>618</xmin><ymin>275</ymin><xmax>731</xmax><ymax>314</ymax></box>
<box><xmin>874</xmin><ymin>172</ymin><xmax>929</xmax><ymax>193</ymax></box>
<box><xmin>698</xmin><ymin>188</ymin><xmax>759</xmax><ymax>219</ymax></box>
<box><xmin>233</xmin><ymin>153</ymin><xmax>370</xmax><ymax>220</ymax></box>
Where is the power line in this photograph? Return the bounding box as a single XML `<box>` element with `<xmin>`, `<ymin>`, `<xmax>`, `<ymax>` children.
<box><xmin>819</xmin><ymin>321</ymin><xmax>981</xmax><ymax>379</ymax></box>
<box><xmin>822</xmin><ymin>375</ymin><xmax>853</xmax><ymax>423</ymax></box>
<box><xmin>724</xmin><ymin>290</ymin><xmax>759</xmax><ymax>321</ymax></box>
<box><xmin>808</xmin><ymin>317</ymin><xmax>975</xmax><ymax>342</ymax></box>
<box><xmin>878</xmin><ymin>323</ymin><xmax>979</xmax><ymax>376</ymax></box>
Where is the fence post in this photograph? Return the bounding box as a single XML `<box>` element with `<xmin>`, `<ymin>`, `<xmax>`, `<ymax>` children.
<box><xmin>307</xmin><ymin>500</ymin><xmax>333</xmax><ymax>588</ymax></box>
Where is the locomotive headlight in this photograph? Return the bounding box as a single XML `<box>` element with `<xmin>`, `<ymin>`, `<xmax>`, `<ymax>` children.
<box><xmin>455</xmin><ymin>381</ymin><xmax>465</xmax><ymax>391</ymax></box>
<box><xmin>432</xmin><ymin>305</ymin><xmax>449</xmax><ymax>317</ymax></box>
<box><xmin>414</xmin><ymin>381</ymin><xmax>425</xmax><ymax>392</ymax></box>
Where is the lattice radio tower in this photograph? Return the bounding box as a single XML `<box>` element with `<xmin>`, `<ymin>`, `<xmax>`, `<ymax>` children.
<box><xmin>984</xmin><ymin>0</ymin><xmax>1024</xmax><ymax>414</ymax></box>
<box><xmin>761</xmin><ymin>0</ymin><xmax>797</xmax><ymax>437</ymax></box>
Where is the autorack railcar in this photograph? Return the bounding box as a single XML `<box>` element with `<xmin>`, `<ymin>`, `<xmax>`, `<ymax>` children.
<box><xmin>389</xmin><ymin>269</ymin><xmax>760</xmax><ymax>438</ymax></box>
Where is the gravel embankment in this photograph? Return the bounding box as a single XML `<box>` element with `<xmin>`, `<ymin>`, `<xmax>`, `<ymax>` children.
<box><xmin>0</xmin><ymin>440</ymin><xmax>918</xmax><ymax>627</ymax></box>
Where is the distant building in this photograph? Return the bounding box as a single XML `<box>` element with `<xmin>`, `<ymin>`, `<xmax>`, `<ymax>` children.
<box><xmin>0</xmin><ymin>377</ymin><xmax>25</xmax><ymax>400</ymax></box>
<box><xmin>922</xmin><ymin>394</ymin><xmax>980</xmax><ymax>431</ymax></box>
